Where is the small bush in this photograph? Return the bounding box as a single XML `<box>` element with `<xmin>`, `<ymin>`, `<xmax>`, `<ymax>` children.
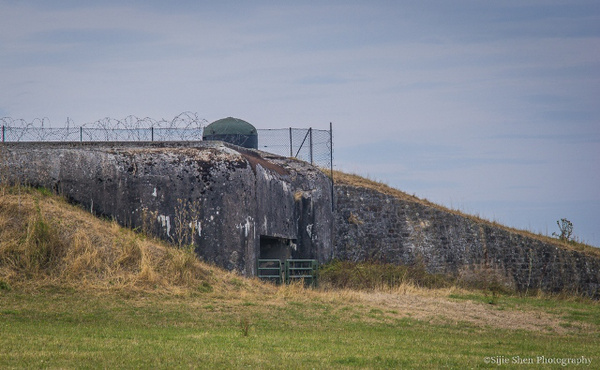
<box><xmin>35</xmin><ymin>187</ymin><xmax>54</xmax><ymax>197</ymax></box>
<box><xmin>240</xmin><ymin>316</ymin><xmax>251</xmax><ymax>337</ymax></box>
<box><xmin>553</xmin><ymin>218</ymin><xmax>574</xmax><ymax>242</ymax></box>
<box><xmin>457</xmin><ymin>264</ymin><xmax>515</xmax><ymax>295</ymax></box>
<box><xmin>319</xmin><ymin>260</ymin><xmax>452</xmax><ymax>291</ymax></box>
<box><xmin>197</xmin><ymin>281</ymin><xmax>213</xmax><ymax>293</ymax></box>
<box><xmin>0</xmin><ymin>280</ymin><xmax>11</xmax><ymax>291</ymax></box>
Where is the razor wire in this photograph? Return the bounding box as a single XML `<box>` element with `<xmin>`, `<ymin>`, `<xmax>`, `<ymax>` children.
<box><xmin>0</xmin><ymin>112</ymin><xmax>206</xmax><ymax>142</ymax></box>
<box><xmin>1</xmin><ymin>114</ymin><xmax>333</xmax><ymax>171</ymax></box>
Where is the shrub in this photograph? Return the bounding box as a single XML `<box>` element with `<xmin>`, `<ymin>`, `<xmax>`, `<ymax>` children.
<box><xmin>553</xmin><ymin>218</ymin><xmax>574</xmax><ymax>242</ymax></box>
<box><xmin>457</xmin><ymin>264</ymin><xmax>515</xmax><ymax>295</ymax></box>
<box><xmin>319</xmin><ymin>260</ymin><xmax>452</xmax><ymax>290</ymax></box>
<box><xmin>0</xmin><ymin>280</ymin><xmax>11</xmax><ymax>291</ymax></box>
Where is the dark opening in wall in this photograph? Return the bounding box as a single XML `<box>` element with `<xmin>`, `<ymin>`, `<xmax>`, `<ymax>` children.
<box><xmin>260</xmin><ymin>235</ymin><xmax>295</xmax><ymax>261</ymax></box>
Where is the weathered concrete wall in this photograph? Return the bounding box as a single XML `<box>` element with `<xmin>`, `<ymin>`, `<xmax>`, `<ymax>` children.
<box><xmin>1</xmin><ymin>142</ymin><xmax>333</xmax><ymax>275</ymax></box>
<box><xmin>334</xmin><ymin>184</ymin><xmax>600</xmax><ymax>297</ymax></box>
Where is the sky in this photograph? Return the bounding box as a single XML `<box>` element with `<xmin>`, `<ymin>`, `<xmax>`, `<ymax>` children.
<box><xmin>1</xmin><ymin>1</ymin><xmax>599</xmax><ymax>246</ymax></box>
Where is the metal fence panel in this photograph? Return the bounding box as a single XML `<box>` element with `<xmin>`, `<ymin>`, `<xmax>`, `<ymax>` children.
<box><xmin>1</xmin><ymin>116</ymin><xmax>333</xmax><ymax>172</ymax></box>
<box><xmin>257</xmin><ymin>127</ymin><xmax>332</xmax><ymax>170</ymax></box>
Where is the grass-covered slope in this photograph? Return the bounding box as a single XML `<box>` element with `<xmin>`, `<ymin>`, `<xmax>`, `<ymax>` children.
<box><xmin>0</xmin><ymin>186</ymin><xmax>599</xmax><ymax>368</ymax></box>
<box><xmin>0</xmin><ymin>186</ymin><xmax>231</xmax><ymax>293</ymax></box>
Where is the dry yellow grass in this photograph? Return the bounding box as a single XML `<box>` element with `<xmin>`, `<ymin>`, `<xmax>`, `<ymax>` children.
<box><xmin>0</xmin><ymin>187</ymin><xmax>267</xmax><ymax>294</ymax></box>
<box><xmin>332</xmin><ymin>170</ymin><xmax>600</xmax><ymax>257</ymax></box>
<box><xmin>261</xmin><ymin>281</ymin><xmax>591</xmax><ymax>335</ymax></box>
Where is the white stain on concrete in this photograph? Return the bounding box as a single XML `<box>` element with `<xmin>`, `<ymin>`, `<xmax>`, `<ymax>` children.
<box><xmin>236</xmin><ymin>216</ymin><xmax>254</xmax><ymax>238</ymax></box>
<box><xmin>189</xmin><ymin>220</ymin><xmax>202</xmax><ymax>237</ymax></box>
<box><xmin>306</xmin><ymin>224</ymin><xmax>313</xmax><ymax>239</ymax></box>
<box><xmin>152</xmin><ymin>187</ymin><xmax>157</xmax><ymax>197</ymax></box>
<box><xmin>157</xmin><ymin>215</ymin><xmax>171</xmax><ymax>237</ymax></box>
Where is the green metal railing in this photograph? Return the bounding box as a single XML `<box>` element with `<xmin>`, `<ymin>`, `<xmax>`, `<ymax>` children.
<box><xmin>257</xmin><ymin>259</ymin><xmax>283</xmax><ymax>284</ymax></box>
<box><xmin>257</xmin><ymin>259</ymin><xmax>318</xmax><ymax>286</ymax></box>
<box><xmin>285</xmin><ymin>259</ymin><xmax>318</xmax><ymax>286</ymax></box>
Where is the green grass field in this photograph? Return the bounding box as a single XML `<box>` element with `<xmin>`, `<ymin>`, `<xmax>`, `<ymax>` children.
<box><xmin>1</xmin><ymin>187</ymin><xmax>599</xmax><ymax>368</ymax></box>
<box><xmin>1</xmin><ymin>285</ymin><xmax>599</xmax><ymax>369</ymax></box>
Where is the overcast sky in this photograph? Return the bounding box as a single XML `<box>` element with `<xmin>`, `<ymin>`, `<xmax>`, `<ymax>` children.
<box><xmin>1</xmin><ymin>1</ymin><xmax>599</xmax><ymax>246</ymax></box>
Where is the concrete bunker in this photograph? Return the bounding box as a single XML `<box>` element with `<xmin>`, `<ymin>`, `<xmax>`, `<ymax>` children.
<box><xmin>1</xmin><ymin>141</ymin><xmax>333</xmax><ymax>276</ymax></box>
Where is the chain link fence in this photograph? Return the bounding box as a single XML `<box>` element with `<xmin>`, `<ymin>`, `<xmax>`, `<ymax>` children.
<box><xmin>1</xmin><ymin>114</ymin><xmax>333</xmax><ymax>171</ymax></box>
<box><xmin>258</xmin><ymin>127</ymin><xmax>332</xmax><ymax>170</ymax></box>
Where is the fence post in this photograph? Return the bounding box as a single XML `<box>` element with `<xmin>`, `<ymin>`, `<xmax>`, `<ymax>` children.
<box><xmin>151</xmin><ymin>127</ymin><xmax>154</xmax><ymax>142</ymax></box>
<box><xmin>289</xmin><ymin>127</ymin><xmax>293</xmax><ymax>157</ymax></box>
<box><xmin>1</xmin><ymin>125</ymin><xmax>4</xmax><ymax>143</ymax></box>
<box><xmin>80</xmin><ymin>127</ymin><xmax>83</xmax><ymax>142</ymax></box>
<box><xmin>309</xmin><ymin>127</ymin><xmax>313</xmax><ymax>165</ymax></box>
<box><xmin>330</xmin><ymin>122</ymin><xmax>334</xmax><ymax>212</ymax></box>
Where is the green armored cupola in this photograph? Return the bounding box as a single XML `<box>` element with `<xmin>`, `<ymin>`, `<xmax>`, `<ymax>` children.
<box><xmin>203</xmin><ymin>117</ymin><xmax>258</xmax><ymax>149</ymax></box>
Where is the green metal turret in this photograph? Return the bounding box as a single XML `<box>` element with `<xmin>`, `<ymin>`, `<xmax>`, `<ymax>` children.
<box><xmin>203</xmin><ymin>117</ymin><xmax>258</xmax><ymax>149</ymax></box>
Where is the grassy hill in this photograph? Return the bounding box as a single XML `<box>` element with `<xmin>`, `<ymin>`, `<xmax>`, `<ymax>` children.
<box><xmin>1</xmin><ymin>186</ymin><xmax>599</xmax><ymax>368</ymax></box>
